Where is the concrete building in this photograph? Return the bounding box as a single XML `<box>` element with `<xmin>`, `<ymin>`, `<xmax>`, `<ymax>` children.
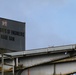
<box><xmin>0</xmin><ymin>18</ymin><xmax>25</xmax><ymax>52</ymax></box>
<box><xmin>0</xmin><ymin>44</ymin><xmax>76</xmax><ymax>75</ymax></box>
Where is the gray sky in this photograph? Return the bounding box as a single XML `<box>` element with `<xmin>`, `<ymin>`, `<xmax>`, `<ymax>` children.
<box><xmin>0</xmin><ymin>0</ymin><xmax>76</xmax><ymax>50</ymax></box>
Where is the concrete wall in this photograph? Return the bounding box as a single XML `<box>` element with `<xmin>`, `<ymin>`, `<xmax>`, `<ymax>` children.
<box><xmin>19</xmin><ymin>53</ymin><xmax>69</xmax><ymax>67</ymax></box>
<box><xmin>22</xmin><ymin>65</ymin><xmax>54</xmax><ymax>75</ymax></box>
<box><xmin>0</xmin><ymin>62</ymin><xmax>76</xmax><ymax>75</ymax></box>
<box><xmin>21</xmin><ymin>62</ymin><xmax>76</xmax><ymax>75</ymax></box>
<box><xmin>56</xmin><ymin>62</ymin><xmax>76</xmax><ymax>74</ymax></box>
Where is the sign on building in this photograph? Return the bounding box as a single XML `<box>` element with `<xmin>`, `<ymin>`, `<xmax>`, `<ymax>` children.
<box><xmin>0</xmin><ymin>18</ymin><xmax>25</xmax><ymax>52</ymax></box>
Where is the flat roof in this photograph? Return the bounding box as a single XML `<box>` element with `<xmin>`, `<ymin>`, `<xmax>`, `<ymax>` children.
<box><xmin>3</xmin><ymin>44</ymin><xmax>76</xmax><ymax>58</ymax></box>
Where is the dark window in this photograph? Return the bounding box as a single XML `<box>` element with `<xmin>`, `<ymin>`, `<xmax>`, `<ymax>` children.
<box><xmin>7</xmin><ymin>29</ymin><xmax>10</xmax><ymax>34</ymax></box>
<box><xmin>11</xmin><ymin>31</ymin><xmax>19</xmax><ymax>35</ymax></box>
<box><xmin>0</xmin><ymin>28</ymin><xmax>6</xmax><ymax>33</ymax></box>
<box><xmin>11</xmin><ymin>30</ymin><xmax>24</xmax><ymax>37</ymax></box>
<box><xmin>0</xmin><ymin>28</ymin><xmax>10</xmax><ymax>34</ymax></box>
<box><xmin>2</xmin><ymin>28</ymin><xmax>6</xmax><ymax>33</ymax></box>
<box><xmin>9</xmin><ymin>36</ymin><xmax>15</xmax><ymax>41</ymax></box>
<box><xmin>21</xmin><ymin>32</ymin><xmax>25</xmax><ymax>37</ymax></box>
<box><xmin>1</xmin><ymin>35</ymin><xmax>8</xmax><ymax>40</ymax></box>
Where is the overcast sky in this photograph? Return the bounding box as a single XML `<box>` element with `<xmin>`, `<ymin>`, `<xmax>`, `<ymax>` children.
<box><xmin>0</xmin><ymin>0</ymin><xmax>76</xmax><ymax>50</ymax></box>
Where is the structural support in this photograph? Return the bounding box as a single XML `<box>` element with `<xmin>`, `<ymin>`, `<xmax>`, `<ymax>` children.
<box><xmin>53</xmin><ymin>64</ymin><xmax>56</xmax><ymax>75</ymax></box>
<box><xmin>13</xmin><ymin>58</ymin><xmax>15</xmax><ymax>75</ymax></box>
<box><xmin>16</xmin><ymin>58</ymin><xmax>18</xmax><ymax>67</ymax></box>
<box><xmin>14</xmin><ymin>58</ymin><xmax>17</xmax><ymax>75</ymax></box>
<box><xmin>2</xmin><ymin>54</ymin><xmax>4</xmax><ymax>75</ymax></box>
<box><xmin>28</xmin><ymin>69</ymin><xmax>30</xmax><ymax>75</ymax></box>
<box><xmin>1</xmin><ymin>53</ymin><xmax>17</xmax><ymax>75</ymax></box>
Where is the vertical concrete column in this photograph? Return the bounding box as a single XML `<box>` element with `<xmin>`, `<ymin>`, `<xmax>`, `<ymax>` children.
<box><xmin>28</xmin><ymin>69</ymin><xmax>30</xmax><ymax>75</ymax></box>
<box><xmin>13</xmin><ymin>58</ymin><xmax>15</xmax><ymax>75</ymax></box>
<box><xmin>16</xmin><ymin>58</ymin><xmax>18</xmax><ymax>66</ymax></box>
<box><xmin>2</xmin><ymin>54</ymin><xmax>4</xmax><ymax>75</ymax></box>
<box><xmin>53</xmin><ymin>64</ymin><xmax>56</xmax><ymax>75</ymax></box>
